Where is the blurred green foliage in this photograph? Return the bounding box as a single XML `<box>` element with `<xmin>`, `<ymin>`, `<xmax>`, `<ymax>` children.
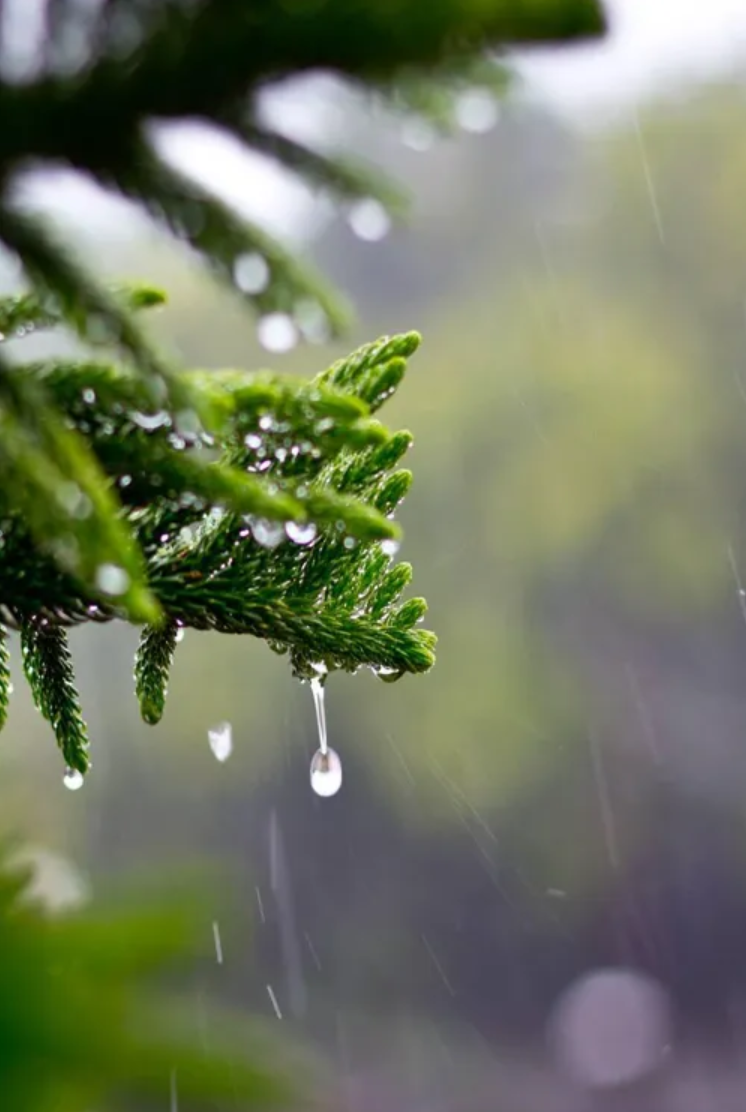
<box><xmin>0</xmin><ymin>850</ymin><xmax>297</xmax><ymax>1112</ymax></box>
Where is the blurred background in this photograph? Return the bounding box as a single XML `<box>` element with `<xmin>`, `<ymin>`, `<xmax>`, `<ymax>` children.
<box><xmin>8</xmin><ymin>0</ymin><xmax>746</xmax><ymax>1107</ymax></box>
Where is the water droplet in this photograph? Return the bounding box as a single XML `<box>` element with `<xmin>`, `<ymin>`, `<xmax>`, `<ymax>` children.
<box><xmin>374</xmin><ymin>664</ymin><xmax>404</xmax><ymax>683</ymax></box>
<box><xmin>381</xmin><ymin>537</ymin><xmax>400</xmax><ymax>557</ymax></box>
<box><xmin>285</xmin><ymin>520</ymin><xmax>317</xmax><ymax>546</ymax></box>
<box><xmin>294</xmin><ymin>298</ymin><xmax>329</xmax><ymax>344</ymax></box>
<box><xmin>258</xmin><ymin>313</ymin><xmax>297</xmax><ymax>353</ymax></box>
<box><xmin>95</xmin><ymin>563</ymin><xmax>130</xmax><ymax>596</ymax></box>
<box><xmin>234</xmin><ymin>252</ymin><xmax>270</xmax><ymax>294</ymax></box>
<box><xmin>310</xmin><ymin>747</ymin><xmax>343</xmax><ymax>797</ymax></box>
<box><xmin>208</xmin><ymin>722</ymin><xmax>232</xmax><ymax>762</ymax></box>
<box><xmin>63</xmin><ymin>767</ymin><xmax>84</xmax><ymax>791</ymax></box>
<box><xmin>401</xmin><ymin>119</ymin><xmax>435</xmax><ymax>151</ymax></box>
<box><xmin>82</xmin><ymin>388</ymin><xmax>96</xmax><ymax>404</ymax></box>
<box><xmin>175</xmin><ymin>626</ymin><xmax>185</xmax><ymax>643</ymax></box>
<box><xmin>455</xmin><ymin>88</ymin><xmax>499</xmax><ymax>133</ymax></box>
<box><xmin>252</xmin><ymin>518</ymin><xmax>285</xmax><ymax>548</ymax></box>
<box><xmin>244</xmin><ymin>432</ymin><xmax>263</xmax><ymax>449</ymax></box>
<box><xmin>134</xmin><ymin>410</ymin><xmax>170</xmax><ymax>431</ymax></box>
<box><xmin>56</xmin><ymin>482</ymin><xmax>91</xmax><ymax>519</ymax></box>
<box><xmin>310</xmin><ymin>675</ymin><xmax>327</xmax><ymax>754</ymax></box>
<box><xmin>175</xmin><ymin>408</ymin><xmax>202</xmax><ymax>439</ymax></box>
<box><xmin>348</xmin><ymin>198</ymin><xmax>391</xmax><ymax>242</ymax></box>
<box><xmin>343</xmin><ymin>536</ymin><xmax>358</xmax><ymax>550</ymax></box>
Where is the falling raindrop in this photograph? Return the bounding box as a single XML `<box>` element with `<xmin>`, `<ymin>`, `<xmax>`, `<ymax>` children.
<box><xmin>234</xmin><ymin>252</ymin><xmax>270</xmax><ymax>294</ymax></box>
<box><xmin>208</xmin><ymin>722</ymin><xmax>232</xmax><ymax>762</ymax></box>
<box><xmin>63</xmin><ymin>767</ymin><xmax>84</xmax><ymax>791</ymax></box>
<box><xmin>258</xmin><ymin>313</ymin><xmax>297</xmax><ymax>353</ymax></box>
<box><xmin>348</xmin><ymin>198</ymin><xmax>391</xmax><ymax>242</ymax></box>
<box><xmin>285</xmin><ymin>520</ymin><xmax>317</xmax><ymax>546</ymax></box>
<box><xmin>95</xmin><ymin>563</ymin><xmax>130</xmax><ymax>596</ymax></box>
<box><xmin>309</xmin><ymin>676</ymin><xmax>343</xmax><ymax>796</ymax></box>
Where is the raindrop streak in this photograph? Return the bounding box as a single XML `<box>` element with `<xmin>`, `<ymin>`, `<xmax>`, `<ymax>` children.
<box><xmin>170</xmin><ymin>1068</ymin><xmax>178</xmax><ymax>1112</ymax></box>
<box><xmin>309</xmin><ymin>678</ymin><xmax>343</xmax><ymax>797</ymax></box>
<box><xmin>63</xmin><ymin>767</ymin><xmax>84</xmax><ymax>791</ymax></box>
<box><xmin>212</xmin><ymin>919</ymin><xmax>223</xmax><ymax>964</ymax></box>
<box><xmin>266</xmin><ymin>984</ymin><xmax>283</xmax><ymax>1019</ymax></box>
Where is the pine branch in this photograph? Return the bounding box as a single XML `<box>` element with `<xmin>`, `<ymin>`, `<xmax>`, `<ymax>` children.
<box><xmin>0</xmin><ymin>0</ymin><xmax>605</xmax><ymax>779</ymax></box>
<box><xmin>0</xmin><ymin>326</ymin><xmax>435</xmax><ymax>774</ymax></box>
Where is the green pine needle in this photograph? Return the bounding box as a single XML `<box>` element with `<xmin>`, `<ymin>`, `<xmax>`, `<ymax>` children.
<box><xmin>0</xmin><ymin>626</ymin><xmax>9</xmax><ymax>733</ymax></box>
<box><xmin>135</xmin><ymin>621</ymin><xmax>179</xmax><ymax>725</ymax></box>
<box><xmin>20</xmin><ymin>618</ymin><xmax>90</xmax><ymax>774</ymax></box>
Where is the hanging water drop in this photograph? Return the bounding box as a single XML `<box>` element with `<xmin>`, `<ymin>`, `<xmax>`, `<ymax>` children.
<box><xmin>309</xmin><ymin>675</ymin><xmax>342</xmax><ymax>796</ymax></box>
<box><xmin>285</xmin><ymin>520</ymin><xmax>317</xmax><ymax>546</ymax></box>
<box><xmin>310</xmin><ymin>747</ymin><xmax>343</xmax><ymax>797</ymax></box>
<box><xmin>381</xmin><ymin>537</ymin><xmax>400</xmax><ymax>557</ymax></box>
<box><xmin>63</xmin><ymin>767</ymin><xmax>84</xmax><ymax>791</ymax></box>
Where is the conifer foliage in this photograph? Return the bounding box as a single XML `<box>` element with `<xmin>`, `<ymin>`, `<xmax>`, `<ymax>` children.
<box><xmin>0</xmin><ymin>0</ymin><xmax>604</xmax><ymax>777</ymax></box>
